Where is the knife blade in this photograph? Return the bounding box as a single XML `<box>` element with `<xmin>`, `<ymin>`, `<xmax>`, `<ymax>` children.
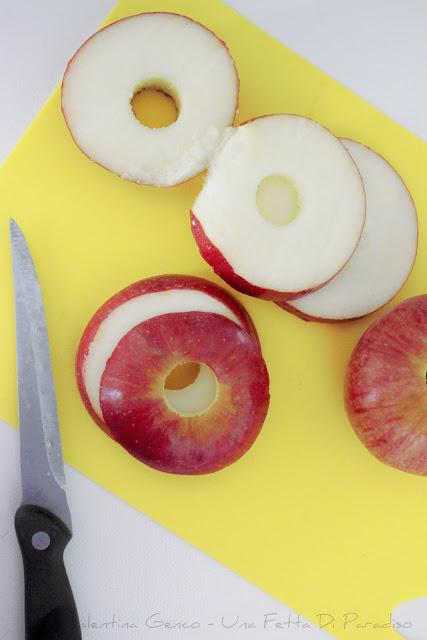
<box><xmin>10</xmin><ymin>219</ymin><xmax>81</xmax><ymax>640</ymax></box>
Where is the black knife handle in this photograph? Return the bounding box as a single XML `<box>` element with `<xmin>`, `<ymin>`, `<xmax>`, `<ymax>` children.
<box><xmin>15</xmin><ymin>504</ymin><xmax>81</xmax><ymax>640</ymax></box>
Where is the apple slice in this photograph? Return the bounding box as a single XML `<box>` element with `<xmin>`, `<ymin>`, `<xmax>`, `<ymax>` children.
<box><xmin>345</xmin><ymin>295</ymin><xmax>427</xmax><ymax>476</ymax></box>
<box><xmin>191</xmin><ymin>115</ymin><xmax>366</xmax><ymax>301</ymax></box>
<box><xmin>61</xmin><ymin>12</ymin><xmax>238</xmax><ymax>186</ymax></box>
<box><xmin>100</xmin><ymin>312</ymin><xmax>269</xmax><ymax>474</ymax></box>
<box><xmin>281</xmin><ymin>140</ymin><xmax>418</xmax><ymax>321</ymax></box>
<box><xmin>76</xmin><ymin>275</ymin><xmax>258</xmax><ymax>426</ymax></box>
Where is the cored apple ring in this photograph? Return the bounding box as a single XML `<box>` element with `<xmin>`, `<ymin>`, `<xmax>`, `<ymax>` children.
<box><xmin>61</xmin><ymin>12</ymin><xmax>239</xmax><ymax>186</ymax></box>
<box><xmin>99</xmin><ymin>312</ymin><xmax>269</xmax><ymax>474</ymax></box>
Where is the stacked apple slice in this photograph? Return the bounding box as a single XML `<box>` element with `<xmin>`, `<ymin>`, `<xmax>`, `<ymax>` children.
<box><xmin>192</xmin><ymin>117</ymin><xmax>417</xmax><ymax>321</ymax></box>
<box><xmin>281</xmin><ymin>140</ymin><xmax>418</xmax><ymax>321</ymax></box>
<box><xmin>192</xmin><ymin>115</ymin><xmax>367</xmax><ymax>302</ymax></box>
<box><xmin>77</xmin><ymin>275</ymin><xmax>269</xmax><ymax>474</ymax></box>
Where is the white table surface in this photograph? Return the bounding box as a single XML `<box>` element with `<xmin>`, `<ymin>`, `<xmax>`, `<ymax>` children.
<box><xmin>1</xmin><ymin>2</ymin><xmax>426</xmax><ymax>639</ymax></box>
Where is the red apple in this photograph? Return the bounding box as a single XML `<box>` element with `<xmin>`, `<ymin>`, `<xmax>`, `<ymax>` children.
<box><xmin>76</xmin><ymin>275</ymin><xmax>258</xmax><ymax>428</ymax></box>
<box><xmin>345</xmin><ymin>295</ymin><xmax>427</xmax><ymax>475</ymax></box>
<box><xmin>61</xmin><ymin>12</ymin><xmax>239</xmax><ymax>186</ymax></box>
<box><xmin>191</xmin><ymin>115</ymin><xmax>366</xmax><ymax>301</ymax></box>
<box><xmin>99</xmin><ymin>311</ymin><xmax>269</xmax><ymax>474</ymax></box>
<box><xmin>281</xmin><ymin>140</ymin><xmax>418</xmax><ymax>321</ymax></box>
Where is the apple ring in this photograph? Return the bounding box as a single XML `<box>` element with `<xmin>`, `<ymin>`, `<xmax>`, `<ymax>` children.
<box><xmin>62</xmin><ymin>12</ymin><xmax>239</xmax><ymax>186</ymax></box>
<box><xmin>99</xmin><ymin>312</ymin><xmax>269</xmax><ymax>474</ymax></box>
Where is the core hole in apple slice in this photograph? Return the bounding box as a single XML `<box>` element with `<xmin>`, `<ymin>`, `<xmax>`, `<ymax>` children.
<box><xmin>164</xmin><ymin>361</ymin><xmax>201</xmax><ymax>390</ymax></box>
<box><xmin>131</xmin><ymin>84</ymin><xmax>179</xmax><ymax>129</ymax></box>
<box><xmin>256</xmin><ymin>174</ymin><xmax>301</xmax><ymax>226</ymax></box>
<box><xmin>163</xmin><ymin>362</ymin><xmax>218</xmax><ymax>417</ymax></box>
<box><xmin>191</xmin><ymin>114</ymin><xmax>366</xmax><ymax>300</ymax></box>
<box><xmin>281</xmin><ymin>139</ymin><xmax>418</xmax><ymax>321</ymax></box>
<box><xmin>61</xmin><ymin>12</ymin><xmax>239</xmax><ymax>186</ymax></box>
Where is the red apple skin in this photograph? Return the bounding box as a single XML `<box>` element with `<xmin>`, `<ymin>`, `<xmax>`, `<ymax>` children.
<box><xmin>191</xmin><ymin>213</ymin><xmax>319</xmax><ymax>301</ymax></box>
<box><xmin>76</xmin><ymin>274</ymin><xmax>259</xmax><ymax>430</ymax></box>
<box><xmin>100</xmin><ymin>312</ymin><xmax>270</xmax><ymax>474</ymax></box>
<box><xmin>61</xmin><ymin>12</ymin><xmax>239</xmax><ymax>187</ymax></box>
<box><xmin>345</xmin><ymin>295</ymin><xmax>427</xmax><ymax>475</ymax></box>
<box><xmin>276</xmin><ymin>301</ymin><xmax>363</xmax><ymax>323</ymax></box>
<box><xmin>277</xmin><ymin>282</ymin><xmax>411</xmax><ymax>323</ymax></box>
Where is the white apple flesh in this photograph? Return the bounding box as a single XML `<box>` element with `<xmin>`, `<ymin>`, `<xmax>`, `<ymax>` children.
<box><xmin>282</xmin><ymin>140</ymin><xmax>418</xmax><ymax>321</ymax></box>
<box><xmin>191</xmin><ymin>115</ymin><xmax>366</xmax><ymax>300</ymax></box>
<box><xmin>62</xmin><ymin>13</ymin><xmax>239</xmax><ymax>186</ymax></box>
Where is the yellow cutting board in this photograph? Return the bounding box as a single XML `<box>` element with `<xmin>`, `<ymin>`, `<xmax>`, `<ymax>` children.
<box><xmin>1</xmin><ymin>1</ymin><xmax>427</xmax><ymax>637</ymax></box>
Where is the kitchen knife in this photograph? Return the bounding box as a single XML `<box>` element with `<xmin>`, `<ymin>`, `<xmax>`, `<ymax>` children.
<box><xmin>10</xmin><ymin>219</ymin><xmax>81</xmax><ymax>640</ymax></box>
